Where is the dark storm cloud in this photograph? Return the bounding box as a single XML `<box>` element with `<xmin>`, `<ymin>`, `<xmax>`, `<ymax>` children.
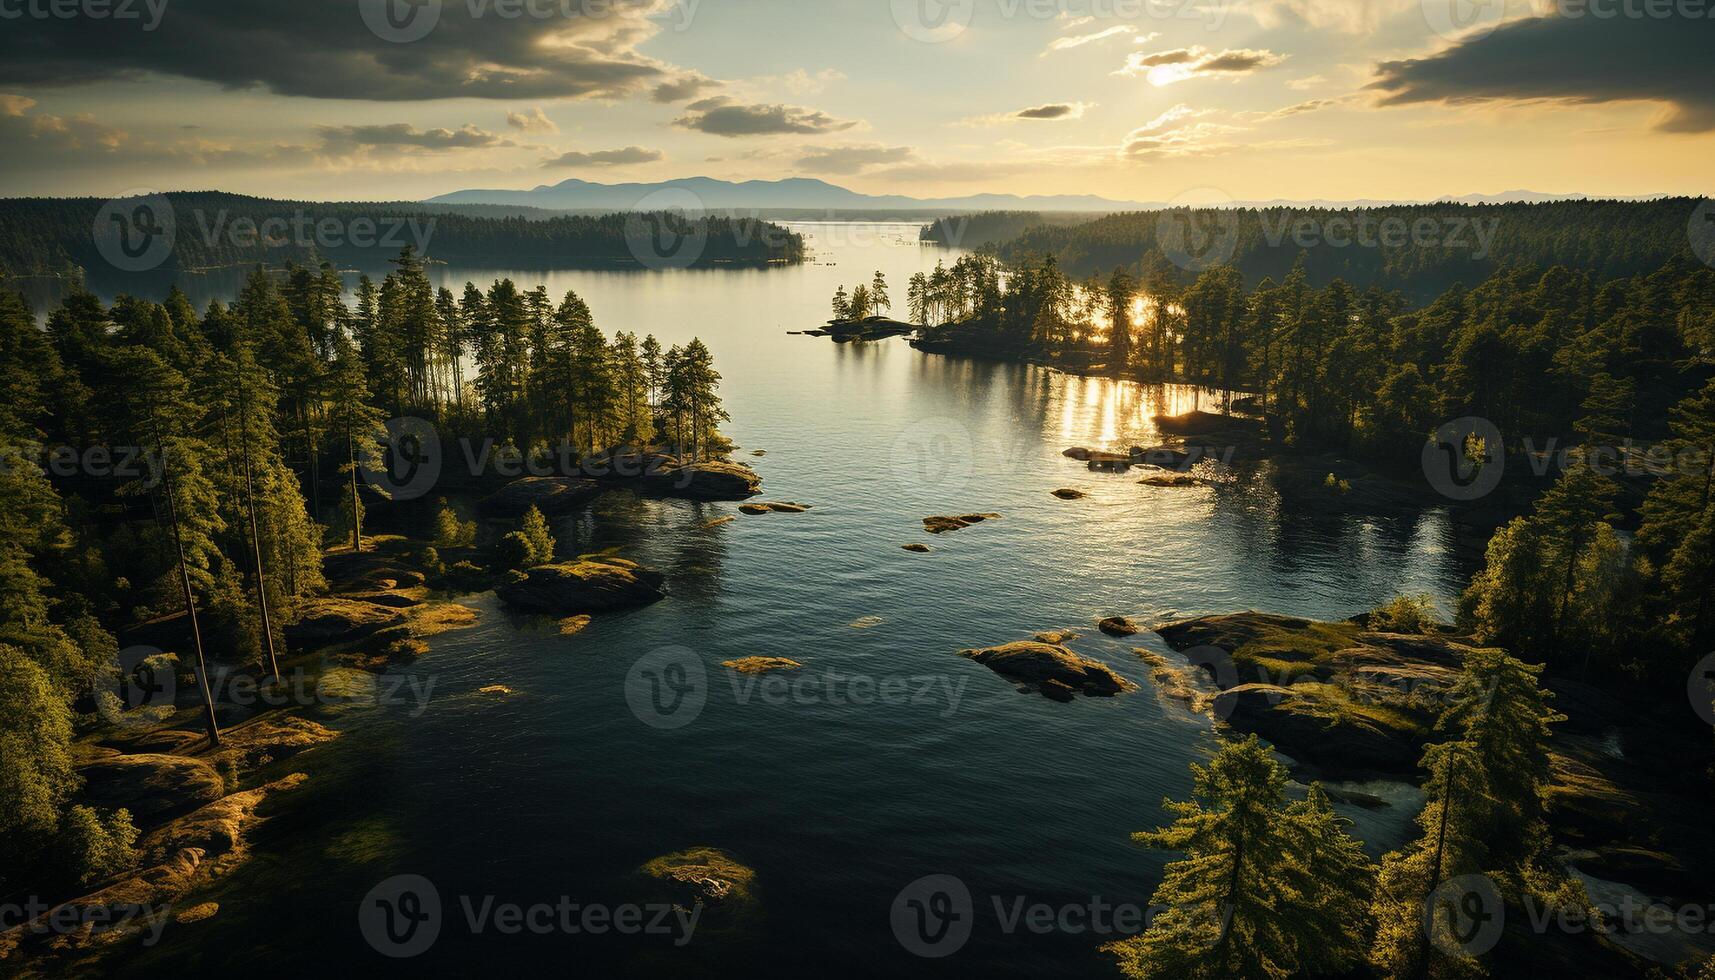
<box><xmin>673</xmin><ymin>96</ymin><xmax>858</xmax><ymax>137</ymax></box>
<box><xmin>0</xmin><ymin>0</ymin><xmax>672</xmax><ymax>101</ymax></box>
<box><xmin>1370</xmin><ymin>13</ymin><xmax>1715</xmax><ymax>132</ymax></box>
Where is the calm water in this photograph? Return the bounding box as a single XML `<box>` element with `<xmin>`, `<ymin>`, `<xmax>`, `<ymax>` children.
<box><xmin>95</xmin><ymin>224</ymin><xmax>1466</xmax><ymax>978</ymax></box>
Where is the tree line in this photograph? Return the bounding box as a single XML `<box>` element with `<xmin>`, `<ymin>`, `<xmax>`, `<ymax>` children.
<box><xmin>0</xmin><ymin>245</ymin><xmax>730</xmax><ymax>898</ymax></box>
<box><xmin>0</xmin><ymin>192</ymin><xmax>805</xmax><ymax>278</ymax></box>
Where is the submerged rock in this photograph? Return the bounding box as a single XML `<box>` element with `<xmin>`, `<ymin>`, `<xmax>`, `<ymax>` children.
<box><xmin>901</xmin><ymin>543</ymin><xmax>931</xmax><ymax>553</ymax></box>
<box><xmin>496</xmin><ymin>558</ymin><xmax>665</xmax><ymax>615</ymax></box>
<box><xmin>1051</xmin><ymin>488</ymin><xmax>1087</xmax><ymax>500</ymax></box>
<box><xmin>722</xmin><ymin>657</ymin><xmax>802</xmax><ymax>674</ymax></box>
<box><xmin>739</xmin><ymin>500</ymin><xmax>810</xmax><ymax>515</ymax></box>
<box><xmin>958</xmin><ymin>641</ymin><xmax>1137</xmax><ymax>701</ymax></box>
<box><xmin>640</xmin><ymin>847</ymin><xmax>757</xmax><ymax>907</ymax></box>
<box><xmin>923</xmin><ymin>513</ymin><xmax>1002</xmax><ymax>534</ymax></box>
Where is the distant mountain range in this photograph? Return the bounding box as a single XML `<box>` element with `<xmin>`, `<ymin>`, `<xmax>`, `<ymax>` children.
<box><xmin>425</xmin><ymin>177</ymin><xmax>1660</xmax><ymax>215</ymax></box>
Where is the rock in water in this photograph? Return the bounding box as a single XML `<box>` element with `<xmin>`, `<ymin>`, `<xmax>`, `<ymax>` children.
<box><xmin>958</xmin><ymin>641</ymin><xmax>1137</xmax><ymax>700</ymax></box>
<box><xmin>496</xmin><ymin>558</ymin><xmax>665</xmax><ymax>615</ymax></box>
<box><xmin>902</xmin><ymin>543</ymin><xmax>931</xmax><ymax>553</ymax></box>
<box><xmin>722</xmin><ymin>657</ymin><xmax>802</xmax><ymax>674</ymax></box>
<box><xmin>641</xmin><ymin>847</ymin><xmax>757</xmax><ymax>907</ymax></box>
<box><xmin>1098</xmin><ymin>616</ymin><xmax>1141</xmax><ymax>637</ymax></box>
<box><xmin>923</xmin><ymin>513</ymin><xmax>1002</xmax><ymax>534</ymax></box>
<box><xmin>479</xmin><ymin>476</ymin><xmax>603</xmax><ymax>516</ymax></box>
<box><xmin>644</xmin><ymin>459</ymin><xmax>763</xmax><ymax>500</ymax></box>
<box><xmin>1051</xmin><ymin>488</ymin><xmax>1087</xmax><ymax>500</ymax></box>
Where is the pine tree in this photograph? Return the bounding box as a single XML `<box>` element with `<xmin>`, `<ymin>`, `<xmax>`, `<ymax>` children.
<box><xmin>520</xmin><ymin>505</ymin><xmax>555</xmax><ymax>566</ymax></box>
<box><xmin>326</xmin><ymin>333</ymin><xmax>390</xmax><ymax>554</ymax></box>
<box><xmin>871</xmin><ymin>270</ymin><xmax>890</xmax><ymax>315</ymax></box>
<box><xmin>1111</xmin><ymin>735</ymin><xmax>1371</xmax><ymax>979</ymax></box>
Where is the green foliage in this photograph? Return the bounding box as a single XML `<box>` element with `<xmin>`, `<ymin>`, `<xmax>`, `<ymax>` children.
<box><xmin>495</xmin><ymin>532</ymin><xmax>536</xmax><ymax>572</ymax></box>
<box><xmin>1110</xmin><ymin>735</ymin><xmax>1372</xmax><ymax>980</ymax></box>
<box><xmin>1370</xmin><ymin>594</ymin><xmax>1440</xmax><ymax>634</ymax></box>
<box><xmin>0</xmin><ymin>644</ymin><xmax>77</xmax><ymax>891</ymax></box>
<box><xmin>519</xmin><ymin>505</ymin><xmax>556</xmax><ymax>566</ymax></box>
<box><xmin>62</xmin><ymin>805</ymin><xmax>139</xmax><ymax>887</ymax></box>
<box><xmin>433</xmin><ymin>502</ymin><xmax>477</xmax><ymax>549</ymax></box>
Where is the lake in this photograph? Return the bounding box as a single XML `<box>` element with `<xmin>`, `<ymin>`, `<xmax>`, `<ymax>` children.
<box><xmin>87</xmin><ymin>222</ymin><xmax>1468</xmax><ymax>977</ymax></box>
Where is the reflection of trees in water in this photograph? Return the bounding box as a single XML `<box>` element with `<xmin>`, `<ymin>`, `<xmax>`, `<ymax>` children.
<box><xmin>550</xmin><ymin>491</ymin><xmax>728</xmax><ymax>603</ymax></box>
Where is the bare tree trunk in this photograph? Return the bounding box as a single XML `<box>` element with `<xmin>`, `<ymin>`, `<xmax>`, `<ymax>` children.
<box><xmin>238</xmin><ymin>369</ymin><xmax>281</xmax><ymax>682</ymax></box>
<box><xmin>153</xmin><ymin>425</ymin><xmax>221</xmax><ymax>747</ymax></box>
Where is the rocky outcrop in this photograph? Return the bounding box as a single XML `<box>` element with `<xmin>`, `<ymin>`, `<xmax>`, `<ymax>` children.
<box><xmin>76</xmin><ymin>754</ymin><xmax>226</xmax><ymax>827</ymax></box>
<box><xmin>641</xmin><ymin>847</ymin><xmax>757</xmax><ymax>909</ymax></box>
<box><xmin>739</xmin><ymin>501</ymin><xmax>810</xmax><ymax>515</ymax></box>
<box><xmin>1139</xmin><ymin>473</ymin><xmax>1210</xmax><ymax>488</ymax></box>
<box><xmin>1050</xmin><ymin>488</ymin><xmax>1087</xmax><ymax>500</ymax></box>
<box><xmin>644</xmin><ymin>459</ymin><xmax>763</xmax><ymax>500</ymax></box>
<box><xmin>923</xmin><ymin>513</ymin><xmax>1001</xmax><ymax>534</ymax></box>
<box><xmin>479</xmin><ymin>476</ymin><xmax>604</xmax><ymax>516</ymax></box>
<box><xmin>959</xmin><ymin>641</ymin><xmax>1137</xmax><ymax>702</ymax></box>
<box><xmin>285</xmin><ymin>597</ymin><xmax>406</xmax><ymax>647</ymax></box>
<box><xmin>1097</xmin><ymin>616</ymin><xmax>1141</xmax><ymax>637</ymax></box>
<box><xmin>902</xmin><ymin>543</ymin><xmax>931</xmax><ymax>553</ymax></box>
<box><xmin>496</xmin><ymin>558</ymin><xmax>665</xmax><ymax>615</ymax></box>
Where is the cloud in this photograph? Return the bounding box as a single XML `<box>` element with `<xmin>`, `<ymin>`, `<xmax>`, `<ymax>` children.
<box><xmin>506</xmin><ymin>107</ymin><xmax>558</xmax><ymax>134</ymax></box>
<box><xmin>316</xmin><ymin>123</ymin><xmax>509</xmax><ymax>151</ymax></box>
<box><xmin>673</xmin><ymin>96</ymin><xmax>858</xmax><ymax>137</ymax></box>
<box><xmin>0</xmin><ymin>99</ymin><xmax>301</xmax><ymax>180</ymax></box>
<box><xmin>1286</xmin><ymin>74</ymin><xmax>1329</xmax><ymax>91</ymax></box>
<box><xmin>1118</xmin><ymin>46</ymin><xmax>1286</xmax><ymax>86</ymax></box>
<box><xmin>1121</xmin><ymin>104</ymin><xmax>1239</xmax><ymax>157</ymax></box>
<box><xmin>542</xmin><ymin>145</ymin><xmax>664</xmax><ymax>167</ymax></box>
<box><xmin>1247</xmin><ymin>0</ymin><xmax>1414</xmax><ymax>33</ymax></box>
<box><xmin>0</xmin><ymin>0</ymin><xmax>677</xmax><ymax>101</ymax></box>
<box><xmin>652</xmin><ymin>73</ymin><xmax>722</xmax><ymax>103</ymax></box>
<box><xmin>752</xmin><ymin>68</ymin><xmax>846</xmax><ymax>96</ymax></box>
<box><xmin>794</xmin><ymin>143</ymin><xmax>918</xmax><ymax>175</ymax></box>
<box><xmin>1013</xmin><ymin>102</ymin><xmax>1091</xmax><ymax>120</ymax></box>
<box><xmin>1043</xmin><ymin>25</ymin><xmax>1146</xmax><ymax>54</ymax></box>
<box><xmin>0</xmin><ymin>94</ymin><xmax>37</xmax><ymax>117</ymax></box>
<box><xmin>1369</xmin><ymin>14</ymin><xmax>1715</xmax><ymax>132</ymax></box>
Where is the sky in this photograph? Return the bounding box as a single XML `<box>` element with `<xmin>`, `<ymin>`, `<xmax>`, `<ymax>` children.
<box><xmin>0</xmin><ymin>0</ymin><xmax>1708</xmax><ymax>203</ymax></box>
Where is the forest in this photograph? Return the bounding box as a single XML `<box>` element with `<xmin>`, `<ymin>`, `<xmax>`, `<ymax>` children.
<box><xmin>0</xmin><ymin>245</ymin><xmax>731</xmax><ymax>900</ymax></box>
<box><xmin>0</xmin><ymin>193</ymin><xmax>806</xmax><ymax>278</ymax></box>
<box><xmin>963</xmin><ymin>198</ymin><xmax>1700</xmax><ymax>304</ymax></box>
<box><xmin>885</xmin><ymin>242</ymin><xmax>1715</xmax><ymax>683</ymax></box>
